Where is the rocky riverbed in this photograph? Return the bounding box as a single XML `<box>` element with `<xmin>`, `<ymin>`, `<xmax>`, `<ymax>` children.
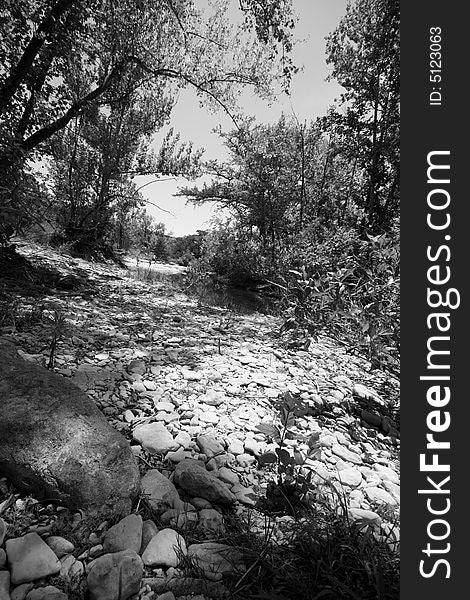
<box><xmin>0</xmin><ymin>242</ymin><xmax>400</xmax><ymax>600</ymax></box>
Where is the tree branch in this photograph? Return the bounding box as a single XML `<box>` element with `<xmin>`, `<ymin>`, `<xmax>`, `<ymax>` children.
<box><xmin>0</xmin><ymin>0</ymin><xmax>76</xmax><ymax>115</ymax></box>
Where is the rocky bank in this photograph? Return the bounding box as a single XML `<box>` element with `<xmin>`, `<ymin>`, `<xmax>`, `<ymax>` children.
<box><xmin>0</xmin><ymin>241</ymin><xmax>399</xmax><ymax>600</ymax></box>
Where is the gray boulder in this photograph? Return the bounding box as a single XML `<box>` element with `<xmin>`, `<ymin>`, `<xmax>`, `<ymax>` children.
<box><xmin>0</xmin><ymin>340</ymin><xmax>140</xmax><ymax>515</ymax></box>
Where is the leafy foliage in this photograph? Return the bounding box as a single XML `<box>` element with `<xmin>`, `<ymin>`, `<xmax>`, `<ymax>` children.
<box><xmin>256</xmin><ymin>392</ymin><xmax>322</xmax><ymax>513</ymax></box>
<box><xmin>1</xmin><ymin>0</ymin><xmax>298</xmax><ymax>247</ymax></box>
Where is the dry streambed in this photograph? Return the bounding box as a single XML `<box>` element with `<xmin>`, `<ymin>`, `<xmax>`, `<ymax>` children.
<box><xmin>0</xmin><ymin>243</ymin><xmax>400</xmax><ymax>599</ymax></box>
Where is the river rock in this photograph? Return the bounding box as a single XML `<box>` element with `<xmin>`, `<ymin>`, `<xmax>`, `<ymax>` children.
<box><xmin>198</xmin><ymin>509</ymin><xmax>225</xmax><ymax>534</ymax></box>
<box><xmin>102</xmin><ymin>514</ymin><xmax>143</xmax><ymax>554</ymax></box>
<box><xmin>141</xmin><ymin>528</ymin><xmax>187</xmax><ymax>567</ymax></box>
<box><xmin>364</xmin><ymin>486</ymin><xmax>397</xmax><ymax>506</ymax></box>
<box><xmin>59</xmin><ymin>554</ymin><xmax>84</xmax><ymax>583</ymax></box>
<box><xmin>174</xmin><ymin>431</ymin><xmax>192</xmax><ymax>449</ymax></box>
<box><xmin>0</xmin><ymin>572</ymin><xmax>10</xmax><ymax>600</ymax></box>
<box><xmin>87</xmin><ymin>550</ymin><xmax>143</xmax><ymax>600</ymax></box>
<box><xmin>44</xmin><ymin>536</ymin><xmax>74</xmax><ymax>558</ymax></box>
<box><xmin>140</xmin><ymin>520</ymin><xmax>159</xmax><ymax>554</ymax></box>
<box><xmin>217</xmin><ymin>467</ymin><xmax>239</xmax><ymax>486</ymax></box>
<box><xmin>141</xmin><ymin>470</ymin><xmax>180</xmax><ymax>513</ymax></box>
<box><xmin>199</xmin><ymin>390</ymin><xmax>226</xmax><ymax>406</ymax></box>
<box><xmin>10</xmin><ymin>583</ymin><xmax>33</xmax><ymax>600</ymax></box>
<box><xmin>337</xmin><ymin>467</ymin><xmax>362</xmax><ymax>487</ymax></box>
<box><xmin>132</xmin><ymin>423</ymin><xmax>178</xmax><ymax>454</ymax></box>
<box><xmin>373</xmin><ymin>464</ymin><xmax>399</xmax><ymax>484</ymax></box>
<box><xmin>196</xmin><ymin>434</ymin><xmax>224</xmax><ymax>458</ymax></box>
<box><xmin>25</xmin><ymin>587</ymin><xmax>67</xmax><ymax>600</ymax></box>
<box><xmin>0</xmin><ymin>340</ymin><xmax>140</xmax><ymax>515</ymax></box>
<box><xmin>331</xmin><ymin>443</ymin><xmax>362</xmax><ymax>465</ymax></box>
<box><xmin>187</xmin><ymin>543</ymin><xmax>245</xmax><ymax>581</ymax></box>
<box><xmin>173</xmin><ymin>460</ymin><xmax>236</xmax><ymax>505</ymax></box>
<box><xmin>6</xmin><ymin>533</ymin><xmax>61</xmax><ymax>585</ymax></box>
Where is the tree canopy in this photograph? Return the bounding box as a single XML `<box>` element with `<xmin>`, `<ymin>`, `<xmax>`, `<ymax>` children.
<box><xmin>0</xmin><ymin>0</ymin><xmax>297</xmax><ymax>245</ymax></box>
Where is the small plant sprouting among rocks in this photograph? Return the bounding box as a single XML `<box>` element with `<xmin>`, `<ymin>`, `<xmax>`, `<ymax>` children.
<box><xmin>256</xmin><ymin>392</ymin><xmax>322</xmax><ymax>516</ymax></box>
<box><xmin>46</xmin><ymin>309</ymin><xmax>68</xmax><ymax>369</ymax></box>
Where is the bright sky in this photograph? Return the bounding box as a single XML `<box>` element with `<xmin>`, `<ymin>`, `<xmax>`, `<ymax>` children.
<box><xmin>138</xmin><ymin>0</ymin><xmax>348</xmax><ymax>237</ymax></box>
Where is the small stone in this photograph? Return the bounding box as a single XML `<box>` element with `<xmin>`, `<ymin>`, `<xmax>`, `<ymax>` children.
<box><xmin>6</xmin><ymin>533</ymin><xmax>61</xmax><ymax>585</ymax></box>
<box><xmin>182</xmin><ymin>370</ymin><xmax>202</xmax><ymax>381</ymax></box>
<box><xmin>133</xmin><ymin>422</ymin><xmax>178</xmax><ymax>454</ymax></box>
<box><xmin>166</xmin><ymin>448</ymin><xmax>192</xmax><ymax>463</ymax></box>
<box><xmin>206</xmin><ymin>458</ymin><xmax>218</xmax><ymax>472</ymax></box>
<box><xmin>127</xmin><ymin>360</ymin><xmax>146</xmax><ymax>375</ymax></box>
<box><xmin>44</xmin><ymin>536</ymin><xmax>74</xmax><ymax>559</ymax></box>
<box><xmin>199</xmin><ymin>412</ymin><xmax>219</xmax><ymax>425</ymax></box>
<box><xmin>154</xmin><ymin>401</ymin><xmax>175</xmax><ymax>413</ymax></box>
<box><xmin>217</xmin><ymin>467</ymin><xmax>239</xmax><ymax>486</ymax></box>
<box><xmin>25</xmin><ymin>586</ymin><xmax>68</xmax><ymax>600</ymax></box>
<box><xmin>196</xmin><ymin>434</ymin><xmax>224</xmax><ymax>458</ymax></box>
<box><xmin>141</xmin><ymin>529</ymin><xmax>187</xmax><ymax>567</ymax></box>
<box><xmin>11</xmin><ymin>583</ymin><xmax>34</xmax><ymax>600</ymax></box>
<box><xmin>187</xmin><ymin>543</ymin><xmax>245</xmax><ymax>581</ymax></box>
<box><xmin>353</xmin><ymin>384</ymin><xmax>383</xmax><ymax>404</ymax></box>
<box><xmin>348</xmin><ymin>508</ymin><xmax>382</xmax><ymax>525</ymax></box>
<box><xmin>364</xmin><ymin>487</ymin><xmax>397</xmax><ymax>506</ymax></box>
<box><xmin>102</xmin><ymin>514</ymin><xmax>143</xmax><ymax>554</ymax></box>
<box><xmin>140</xmin><ymin>520</ymin><xmax>159</xmax><ymax>554</ymax></box>
<box><xmin>143</xmin><ymin>380</ymin><xmax>157</xmax><ymax>391</ymax></box>
<box><xmin>231</xmin><ymin>484</ymin><xmax>257</xmax><ymax>507</ymax></box>
<box><xmin>59</xmin><ymin>554</ymin><xmax>84</xmax><ymax>583</ymax></box>
<box><xmin>0</xmin><ymin>548</ymin><xmax>6</xmax><ymax>569</ymax></box>
<box><xmin>124</xmin><ymin>409</ymin><xmax>136</xmax><ymax>423</ymax></box>
<box><xmin>361</xmin><ymin>409</ymin><xmax>382</xmax><ymax>429</ymax></box>
<box><xmin>160</xmin><ymin>508</ymin><xmax>198</xmax><ymax>529</ymax></box>
<box><xmin>174</xmin><ymin>431</ymin><xmax>192</xmax><ymax>449</ymax></box>
<box><xmin>373</xmin><ymin>464</ymin><xmax>399</xmax><ymax>484</ymax></box>
<box><xmin>198</xmin><ymin>390</ymin><xmax>225</xmax><ymax>406</ymax></box>
<box><xmin>88</xmin><ymin>532</ymin><xmax>101</xmax><ymax>545</ymax></box>
<box><xmin>87</xmin><ymin>550</ymin><xmax>143</xmax><ymax>600</ymax></box>
<box><xmin>236</xmin><ymin>453</ymin><xmax>255</xmax><ymax>467</ymax></box>
<box><xmin>88</xmin><ymin>545</ymin><xmax>103</xmax><ymax>559</ymax></box>
<box><xmin>243</xmin><ymin>438</ymin><xmax>262</xmax><ymax>456</ymax></box>
<box><xmin>227</xmin><ymin>439</ymin><xmax>244</xmax><ymax>455</ymax></box>
<box><xmin>198</xmin><ymin>509</ymin><xmax>225</xmax><ymax>535</ymax></box>
<box><xmin>382</xmin><ymin>480</ymin><xmax>400</xmax><ymax>503</ymax></box>
<box><xmin>332</xmin><ymin>444</ymin><xmax>362</xmax><ymax>465</ymax></box>
<box><xmin>190</xmin><ymin>497</ymin><xmax>213</xmax><ymax>510</ymax></box>
<box><xmin>337</xmin><ymin>467</ymin><xmax>362</xmax><ymax>487</ymax></box>
<box><xmin>173</xmin><ymin>460</ymin><xmax>236</xmax><ymax>505</ymax></box>
<box><xmin>0</xmin><ymin>572</ymin><xmax>10</xmax><ymax>600</ymax></box>
<box><xmin>141</xmin><ymin>470</ymin><xmax>180</xmax><ymax>514</ymax></box>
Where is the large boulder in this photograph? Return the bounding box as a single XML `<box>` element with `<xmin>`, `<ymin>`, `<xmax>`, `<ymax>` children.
<box><xmin>0</xmin><ymin>340</ymin><xmax>140</xmax><ymax>515</ymax></box>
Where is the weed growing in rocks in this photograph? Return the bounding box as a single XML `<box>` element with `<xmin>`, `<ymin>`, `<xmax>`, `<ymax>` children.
<box><xmin>226</xmin><ymin>496</ymin><xmax>399</xmax><ymax>599</ymax></box>
<box><xmin>256</xmin><ymin>392</ymin><xmax>322</xmax><ymax>516</ymax></box>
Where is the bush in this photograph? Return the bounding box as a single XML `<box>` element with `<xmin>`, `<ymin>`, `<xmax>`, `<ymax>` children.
<box><xmin>279</xmin><ymin>223</ymin><xmax>400</xmax><ymax>371</ymax></box>
<box><xmin>197</xmin><ymin>225</ymin><xmax>268</xmax><ymax>286</ymax></box>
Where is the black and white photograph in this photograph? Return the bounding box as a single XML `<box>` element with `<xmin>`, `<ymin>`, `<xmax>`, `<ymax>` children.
<box><xmin>0</xmin><ymin>1</ymin><xmax>409</xmax><ymax>598</ymax></box>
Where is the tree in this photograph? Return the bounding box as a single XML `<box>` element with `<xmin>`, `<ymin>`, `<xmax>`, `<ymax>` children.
<box><xmin>0</xmin><ymin>0</ymin><xmax>297</xmax><ymax>244</ymax></box>
<box><xmin>180</xmin><ymin>116</ymin><xmax>329</xmax><ymax>263</ymax></box>
<box><xmin>324</xmin><ymin>0</ymin><xmax>399</xmax><ymax>231</ymax></box>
